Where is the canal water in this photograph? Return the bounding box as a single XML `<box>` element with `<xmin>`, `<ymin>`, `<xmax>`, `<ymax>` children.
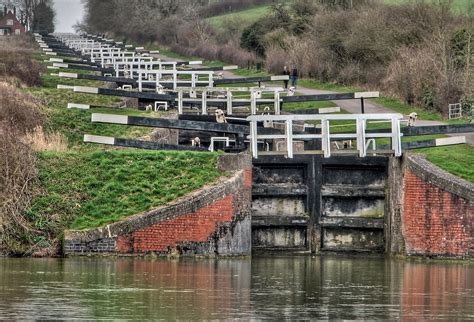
<box><xmin>0</xmin><ymin>256</ymin><xmax>473</xmax><ymax>320</ymax></box>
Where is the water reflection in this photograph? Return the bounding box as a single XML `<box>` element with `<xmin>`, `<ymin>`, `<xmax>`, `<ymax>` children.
<box><xmin>0</xmin><ymin>256</ymin><xmax>472</xmax><ymax>319</ymax></box>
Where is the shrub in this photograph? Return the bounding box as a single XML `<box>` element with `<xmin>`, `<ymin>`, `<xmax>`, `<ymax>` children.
<box><xmin>0</xmin><ymin>36</ymin><xmax>43</xmax><ymax>86</ymax></box>
<box><xmin>0</xmin><ymin>127</ymin><xmax>40</xmax><ymax>255</ymax></box>
<box><xmin>0</xmin><ymin>82</ymin><xmax>44</xmax><ymax>134</ymax></box>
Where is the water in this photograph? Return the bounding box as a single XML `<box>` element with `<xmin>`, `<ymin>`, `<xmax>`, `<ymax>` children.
<box><xmin>0</xmin><ymin>256</ymin><xmax>472</xmax><ymax>320</ymax></box>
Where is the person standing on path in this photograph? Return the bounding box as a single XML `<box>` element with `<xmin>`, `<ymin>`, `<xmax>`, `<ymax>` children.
<box><xmin>283</xmin><ymin>65</ymin><xmax>290</xmax><ymax>89</ymax></box>
<box><xmin>291</xmin><ymin>66</ymin><xmax>298</xmax><ymax>88</ymax></box>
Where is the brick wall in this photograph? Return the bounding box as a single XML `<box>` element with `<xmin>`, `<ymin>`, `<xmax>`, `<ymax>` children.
<box><xmin>401</xmin><ymin>154</ymin><xmax>473</xmax><ymax>258</ymax></box>
<box><xmin>117</xmin><ymin>195</ymin><xmax>234</xmax><ymax>253</ymax></box>
<box><xmin>64</xmin><ymin>154</ymin><xmax>252</xmax><ymax>256</ymax></box>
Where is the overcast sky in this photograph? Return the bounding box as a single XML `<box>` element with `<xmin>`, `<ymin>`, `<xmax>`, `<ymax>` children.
<box><xmin>53</xmin><ymin>0</ymin><xmax>85</xmax><ymax>33</ymax></box>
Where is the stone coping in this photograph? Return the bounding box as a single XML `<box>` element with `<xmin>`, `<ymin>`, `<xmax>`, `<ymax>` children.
<box><xmin>64</xmin><ymin>170</ymin><xmax>244</xmax><ymax>243</ymax></box>
<box><xmin>405</xmin><ymin>153</ymin><xmax>474</xmax><ymax>201</ymax></box>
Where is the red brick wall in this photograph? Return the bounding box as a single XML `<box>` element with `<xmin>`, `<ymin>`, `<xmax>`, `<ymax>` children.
<box><xmin>117</xmin><ymin>195</ymin><xmax>235</xmax><ymax>253</ymax></box>
<box><xmin>117</xmin><ymin>167</ymin><xmax>253</xmax><ymax>253</ymax></box>
<box><xmin>243</xmin><ymin>168</ymin><xmax>252</xmax><ymax>188</ymax></box>
<box><xmin>403</xmin><ymin>169</ymin><xmax>473</xmax><ymax>257</ymax></box>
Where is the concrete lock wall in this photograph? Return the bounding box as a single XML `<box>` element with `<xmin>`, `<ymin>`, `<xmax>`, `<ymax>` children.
<box><xmin>64</xmin><ymin>154</ymin><xmax>252</xmax><ymax>256</ymax></box>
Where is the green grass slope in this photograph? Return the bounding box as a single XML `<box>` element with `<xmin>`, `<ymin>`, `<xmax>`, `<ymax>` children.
<box><xmin>382</xmin><ymin>0</ymin><xmax>473</xmax><ymax>14</ymax></box>
<box><xmin>207</xmin><ymin>5</ymin><xmax>271</xmax><ymax>29</ymax></box>
<box><xmin>28</xmin><ymin>150</ymin><xmax>221</xmax><ymax>230</ymax></box>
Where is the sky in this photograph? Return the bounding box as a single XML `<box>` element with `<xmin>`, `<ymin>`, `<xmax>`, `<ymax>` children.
<box><xmin>53</xmin><ymin>0</ymin><xmax>85</xmax><ymax>33</ymax></box>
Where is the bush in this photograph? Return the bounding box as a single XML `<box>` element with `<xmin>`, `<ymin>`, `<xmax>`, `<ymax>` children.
<box><xmin>0</xmin><ymin>78</ymin><xmax>64</xmax><ymax>256</ymax></box>
<box><xmin>0</xmin><ymin>36</ymin><xmax>43</xmax><ymax>86</ymax></box>
<box><xmin>0</xmin><ymin>82</ymin><xmax>44</xmax><ymax>134</ymax></box>
<box><xmin>0</xmin><ymin>81</ymin><xmax>45</xmax><ymax>255</ymax></box>
<box><xmin>0</xmin><ymin>127</ymin><xmax>42</xmax><ymax>256</ymax></box>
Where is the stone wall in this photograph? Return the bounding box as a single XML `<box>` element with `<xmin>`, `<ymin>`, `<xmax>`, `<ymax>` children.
<box><xmin>400</xmin><ymin>154</ymin><xmax>473</xmax><ymax>258</ymax></box>
<box><xmin>64</xmin><ymin>154</ymin><xmax>252</xmax><ymax>257</ymax></box>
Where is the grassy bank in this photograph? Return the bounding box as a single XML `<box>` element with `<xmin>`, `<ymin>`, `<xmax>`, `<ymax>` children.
<box><xmin>28</xmin><ymin>150</ymin><xmax>222</xmax><ymax>231</ymax></box>
<box><xmin>418</xmin><ymin>145</ymin><xmax>474</xmax><ymax>182</ymax></box>
<box><xmin>25</xmin><ymin>80</ymin><xmax>154</xmax><ymax>149</ymax></box>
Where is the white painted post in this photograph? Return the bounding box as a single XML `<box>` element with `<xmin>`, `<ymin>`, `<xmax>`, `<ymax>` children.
<box><xmin>251</xmin><ymin>120</ymin><xmax>259</xmax><ymax>159</ymax></box>
<box><xmin>202</xmin><ymin>91</ymin><xmax>208</xmax><ymax>115</ymax></box>
<box><xmin>251</xmin><ymin>91</ymin><xmax>257</xmax><ymax>115</ymax></box>
<box><xmin>173</xmin><ymin>71</ymin><xmax>177</xmax><ymax>90</ymax></box>
<box><xmin>138</xmin><ymin>70</ymin><xmax>142</xmax><ymax>92</ymax></box>
<box><xmin>322</xmin><ymin>119</ymin><xmax>331</xmax><ymax>158</ymax></box>
<box><xmin>209</xmin><ymin>72</ymin><xmax>213</xmax><ymax>88</ymax></box>
<box><xmin>286</xmin><ymin>120</ymin><xmax>293</xmax><ymax>158</ymax></box>
<box><xmin>178</xmin><ymin>90</ymin><xmax>183</xmax><ymax>115</ymax></box>
<box><xmin>356</xmin><ymin>118</ymin><xmax>366</xmax><ymax>157</ymax></box>
<box><xmin>226</xmin><ymin>90</ymin><xmax>233</xmax><ymax>115</ymax></box>
<box><xmin>392</xmin><ymin>118</ymin><xmax>402</xmax><ymax>156</ymax></box>
<box><xmin>274</xmin><ymin>91</ymin><xmax>281</xmax><ymax>115</ymax></box>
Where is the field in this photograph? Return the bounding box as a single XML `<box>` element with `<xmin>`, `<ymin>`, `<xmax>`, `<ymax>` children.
<box><xmin>206</xmin><ymin>5</ymin><xmax>271</xmax><ymax>29</ymax></box>
<box><xmin>382</xmin><ymin>0</ymin><xmax>473</xmax><ymax>13</ymax></box>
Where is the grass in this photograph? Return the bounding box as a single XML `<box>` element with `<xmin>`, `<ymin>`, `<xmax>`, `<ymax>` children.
<box><xmin>373</xmin><ymin>97</ymin><xmax>443</xmax><ymax>121</ymax></box>
<box><xmin>26</xmin><ymin>84</ymin><xmax>155</xmax><ymax>149</ymax></box>
<box><xmin>283</xmin><ymin>100</ymin><xmax>336</xmax><ymax>111</ymax></box>
<box><xmin>299</xmin><ymin>79</ymin><xmax>361</xmax><ymax>93</ymax></box>
<box><xmin>206</xmin><ymin>5</ymin><xmax>271</xmax><ymax>29</ymax></box>
<box><xmin>417</xmin><ymin>144</ymin><xmax>474</xmax><ymax>182</ymax></box>
<box><xmin>26</xmin><ymin>150</ymin><xmax>223</xmax><ymax>230</ymax></box>
<box><xmin>233</xmin><ymin>68</ymin><xmax>270</xmax><ymax>78</ymax></box>
<box><xmin>382</xmin><ymin>0</ymin><xmax>473</xmax><ymax>14</ymax></box>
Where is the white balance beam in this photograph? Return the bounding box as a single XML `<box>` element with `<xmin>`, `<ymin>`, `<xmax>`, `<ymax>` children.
<box><xmin>354</xmin><ymin>91</ymin><xmax>380</xmax><ymax>99</ymax></box>
<box><xmin>223</xmin><ymin>65</ymin><xmax>239</xmax><ymax>70</ymax></box>
<box><xmin>74</xmin><ymin>86</ymin><xmax>99</xmax><ymax>94</ymax></box>
<box><xmin>318</xmin><ymin>107</ymin><xmax>341</xmax><ymax>114</ymax></box>
<box><xmin>435</xmin><ymin>136</ymin><xmax>466</xmax><ymax>146</ymax></box>
<box><xmin>59</xmin><ymin>72</ymin><xmax>78</xmax><ymax>79</ymax></box>
<box><xmin>57</xmin><ymin>85</ymin><xmax>75</xmax><ymax>90</ymax></box>
<box><xmin>84</xmin><ymin>134</ymin><xmax>115</xmax><ymax>145</ymax></box>
<box><xmin>68</xmin><ymin>103</ymin><xmax>90</xmax><ymax>109</ymax></box>
<box><xmin>271</xmin><ymin>75</ymin><xmax>290</xmax><ymax>81</ymax></box>
<box><xmin>91</xmin><ymin>113</ymin><xmax>128</xmax><ymax>124</ymax></box>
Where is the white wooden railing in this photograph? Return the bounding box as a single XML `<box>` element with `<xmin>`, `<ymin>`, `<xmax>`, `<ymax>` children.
<box><xmin>247</xmin><ymin>114</ymin><xmax>403</xmax><ymax>158</ymax></box>
<box><xmin>176</xmin><ymin>87</ymin><xmax>284</xmax><ymax>115</ymax></box>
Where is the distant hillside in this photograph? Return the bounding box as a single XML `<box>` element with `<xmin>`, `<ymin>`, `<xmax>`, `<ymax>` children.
<box><xmin>383</xmin><ymin>0</ymin><xmax>473</xmax><ymax>14</ymax></box>
<box><xmin>206</xmin><ymin>5</ymin><xmax>271</xmax><ymax>29</ymax></box>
